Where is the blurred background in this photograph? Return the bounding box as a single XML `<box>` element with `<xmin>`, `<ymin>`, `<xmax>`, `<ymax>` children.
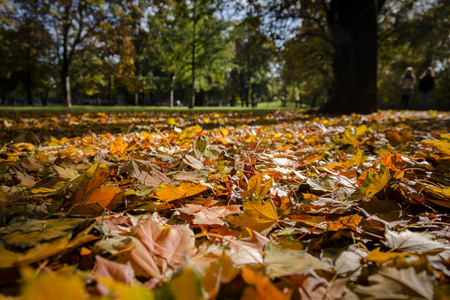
<box><xmin>0</xmin><ymin>0</ymin><xmax>448</xmax><ymax>110</ymax></box>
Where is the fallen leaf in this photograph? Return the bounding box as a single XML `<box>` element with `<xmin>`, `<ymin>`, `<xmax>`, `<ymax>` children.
<box><xmin>93</xmin><ymin>255</ymin><xmax>135</xmax><ymax>285</ymax></box>
<box><xmin>264</xmin><ymin>240</ymin><xmax>331</xmax><ymax>278</ymax></box>
<box><xmin>225</xmin><ymin>197</ymin><xmax>278</xmax><ymax>235</ymax></box>
<box><xmin>124</xmin><ymin>213</ymin><xmax>196</xmax><ymax>278</ymax></box>
<box><xmin>70</xmin><ymin>185</ymin><xmax>123</xmax><ymax>215</ymax></box>
<box><xmin>241</xmin><ymin>267</ymin><xmax>292</xmax><ymax>300</ymax></box>
<box><xmin>383</xmin><ymin>228</ymin><xmax>450</xmax><ymax>252</ymax></box>
<box><xmin>361</xmin><ymin>163</ymin><xmax>390</xmax><ymax>198</ymax></box>
<box><xmin>151</xmin><ymin>182</ymin><xmax>208</xmax><ymax>202</ymax></box>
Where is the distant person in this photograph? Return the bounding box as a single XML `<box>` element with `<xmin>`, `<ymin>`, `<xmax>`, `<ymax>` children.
<box><xmin>399</xmin><ymin>67</ymin><xmax>416</xmax><ymax>109</ymax></box>
<box><xmin>97</xmin><ymin>97</ymin><xmax>101</xmax><ymax>106</ymax></box>
<box><xmin>252</xmin><ymin>98</ymin><xmax>258</xmax><ymax>108</ymax></box>
<box><xmin>418</xmin><ymin>67</ymin><xmax>435</xmax><ymax>110</ymax></box>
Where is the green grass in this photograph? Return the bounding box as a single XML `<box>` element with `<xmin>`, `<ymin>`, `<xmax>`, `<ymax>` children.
<box><xmin>0</xmin><ymin>101</ymin><xmax>304</xmax><ymax>113</ymax></box>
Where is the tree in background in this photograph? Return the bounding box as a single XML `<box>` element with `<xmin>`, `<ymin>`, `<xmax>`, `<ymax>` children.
<box><xmin>231</xmin><ymin>15</ymin><xmax>275</xmax><ymax>107</ymax></box>
<box><xmin>38</xmin><ymin>0</ymin><xmax>125</xmax><ymax>107</ymax></box>
<box><xmin>0</xmin><ymin>1</ymin><xmax>53</xmax><ymax>105</ymax></box>
<box><xmin>1</xmin><ymin>0</ymin><xmax>448</xmax><ymax>111</ymax></box>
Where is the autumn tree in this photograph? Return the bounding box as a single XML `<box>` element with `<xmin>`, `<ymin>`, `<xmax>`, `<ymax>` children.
<box><xmin>36</xmin><ymin>0</ymin><xmax>124</xmax><ymax>107</ymax></box>
<box><xmin>232</xmin><ymin>18</ymin><xmax>275</xmax><ymax>107</ymax></box>
<box><xmin>261</xmin><ymin>0</ymin><xmax>386</xmax><ymax>114</ymax></box>
<box><xmin>0</xmin><ymin>1</ymin><xmax>53</xmax><ymax>105</ymax></box>
<box><xmin>172</xmin><ymin>0</ymin><xmax>232</xmax><ymax>108</ymax></box>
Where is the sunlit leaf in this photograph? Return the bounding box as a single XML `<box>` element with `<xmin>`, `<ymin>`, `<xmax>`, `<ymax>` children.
<box><xmin>151</xmin><ymin>182</ymin><xmax>208</xmax><ymax>202</ymax></box>
<box><xmin>361</xmin><ymin>163</ymin><xmax>390</xmax><ymax>198</ymax></box>
<box><xmin>241</xmin><ymin>267</ymin><xmax>292</xmax><ymax>300</ymax></box>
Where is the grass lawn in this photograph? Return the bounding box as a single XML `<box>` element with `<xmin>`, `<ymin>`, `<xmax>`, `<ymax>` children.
<box><xmin>0</xmin><ymin>100</ymin><xmax>303</xmax><ymax>113</ymax></box>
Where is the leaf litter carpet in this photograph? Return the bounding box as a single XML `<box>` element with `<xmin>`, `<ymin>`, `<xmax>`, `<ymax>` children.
<box><xmin>0</xmin><ymin>110</ymin><xmax>449</xmax><ymax>299</ymax></box>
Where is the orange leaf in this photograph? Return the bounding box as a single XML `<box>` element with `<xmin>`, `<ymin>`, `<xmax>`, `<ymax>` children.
<box><xmin>110</xmin><ymin>137</ymin><xmax>128</xmax><ymax>155</ymax></box>
<box><xmin>241</xmin><ymin>267</ymin><xmax>292</xmax><ymax>300</ymax></box>
<box><xmin>68</xmin><ymin>163</ymin><xmax>110</xmax><ymax>208</ymax></box>
<box><xmin>327</xmin><ymin>215</ymin><xmax>361</xmax><ymax>231</ymax></box>
<box><xmin>70</xmin><ymin>185</ymin><xmax>123</xmax><ymax>216</ymax></box>
<box><xmin>151</xmin><ymin>182</ymin><xmax>208</xmax><ymax>202</ymax></box>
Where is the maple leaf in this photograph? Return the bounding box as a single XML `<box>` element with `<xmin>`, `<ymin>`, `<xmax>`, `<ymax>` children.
<box><xmin>53</xmin><ymin>165</ymin><xmax>79</xmax><ymax>181</ymax></box>
<box><xmin>264</xmin><ymin>240</ymin><xmax>331</xmax><ymax>278</ymax></box>
<box><xmin>383</xmin><ymin>228</ymin><xmax>450</xmax><ymax>252</ymax></box>
<box><xmin>15</xmin><ymin>171</ymin><xmax>36</xmax><ymax>187</ymax></box>
<box><xmin>151</xmin><ymin>182</ymin><xmax>208</xmax><ymax>202</ymax></box>
<box><xmin>176</xmin><ymin>201</ymin><xmax>241</xmax><ymax>225</ymax></box>
<box><xmin>137</xmin><ymin>170</ymin><xmax>170</xmax><ymax>188</ymax></box>
<box><xmin>69</xmin><ymin>185</ymin><xmax>124</xmax><ymax>216</ymax></box>
<box><xmin>225</xmin><ymin>197</ymin><xmax>278</xmax><ymax>235</ymax></box>
<box><xmin>93</xmin><ymin>255</ymin><xmax>135</xmax><ymax>285</ymax></box>
<box><xmin>124</xmin><ymin>213</ymin><xmax>196</xmax><ymax>278</ymax></box>
<box><xmin>360</xmin><ymin>163</ymin><xmax>390</xmax><ymax>198</ymax></box>
<box><xmin>241</xmin><ymin>267</ymin><xmax>293</xmax><ymax>300</ymax></box>
<box><xmin>245</xmin><ymin>174</ymin><xmax>273</xmax><ymax>198</ymax></box>
<box><xmin>354</xmin><ymin>266</ymin><xmax>434</xmax><ymax>299</ymax></box>
<box><xmin>67</xmin><ymin>163</ymin><xmax>110</xmax><ymax>207</ymax></box>
<box><xmin>110</xmin><ymin>136</ymin><xmax>128</xmax><ymax>155</ymax></box>
<box><xmin>385</xmin><ymin>128</ymin><xmax>412</xmax><ymax>147</ymax></box>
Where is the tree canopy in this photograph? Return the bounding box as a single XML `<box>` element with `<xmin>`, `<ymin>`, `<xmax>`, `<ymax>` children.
<box><xmin>0</xmin><ymin>0</ymin><xmax>448</xmax><ymax>111</ymax></box>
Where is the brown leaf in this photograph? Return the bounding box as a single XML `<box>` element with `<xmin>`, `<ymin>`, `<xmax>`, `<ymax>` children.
<box><xmin>124</xmin><ymin>213</ymin><xmax>196</xmax><ymax>278</ymax></box>
<box><xmin>93</xmin><ymin>255</ymin><xmax>135</xmax><ymax>285</ymax></box>
<box><xmin>137</xmin><ymin>170</ymin><xmax>171</xmax><ymax>187</ymax></box>
<box><xmin>16</xmin><ymin>171</ymin><xmax>36</xmax><ymax>187</ymax></box>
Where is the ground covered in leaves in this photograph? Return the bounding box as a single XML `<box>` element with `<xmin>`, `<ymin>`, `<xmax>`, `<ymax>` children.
<box><xmin>0</xmin><ymin>109</ymin><xmax>449</xmax><ymax>299</ymax></box>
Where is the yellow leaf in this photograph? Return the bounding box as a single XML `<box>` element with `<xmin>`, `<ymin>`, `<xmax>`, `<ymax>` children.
<box><xmin>422</xmin><ymin>139</ymin><xmax>450</xmax><ymax>156</ymax></box>
<box><xmin>53</xmin><ymin>165</ymin><xmax>79</xmax><ymax>181</ymax></box>
<box><xmin>167</xmin><ymin>265</ymin><xmax>204</xmax><ymax>300</ymax></box>
<box><xmin>225</xmin><ymin>197</ymin><xmax>278</xmax><ymax>235</ymax></box>
<box><xmin>241</xmin><ymin>267</ymin><xmax>292</xmax><ymax>300</ymax></box>
<box><xmin>0</xmin><ymin>234</ymin><xmax>71</xmax><ymax>268</ymax></box>
<box><xmin>110</xmin><ymin>137</ymin><xmax>128</xmax><ymax>155</ymax></box>
<box><xmin>365</xmin><ymin>247</ymin><xmax>411</xmax><ymax>264</ymax></box>
<box><xmin>151</xmin><ymin>182</ymin><xmax>208</xmax><ymax>202</ymax></box>
<box><xmin>245</xmin><ymin>175</ymin><xmax>273</xmax><ymax>198</ymax></box>
<box><xmin>363</xmin><ymin>163</ymin><xmax>390</xmax><ymax>199</ymax></box>
<box><xmin>21</xmin><ymin>267</ymin><xmax>88</xmax><ymax>300</ymax></box>
<box><xmin>98</xmin><ymin>278</ymin><xmax>154</xmax><ymax>300</ymax></box>
<box><xmin>386</xmin><ymin>129</ymin><xmax>412</xmax><ymax>147</ymax></box>
<box><xmin>327</xmin><ymin>215</ymin><xmax>361</xmax><ymax>231</ymax></box>
<box><xmin>342</xmin><ymin>128</ymin><xmax>361</xmax><ymax>146</ymax></box>
<box><xmin>167</xmin><ymin>117</ymin><xmax>177</xmax><ymax>126</ymax></box>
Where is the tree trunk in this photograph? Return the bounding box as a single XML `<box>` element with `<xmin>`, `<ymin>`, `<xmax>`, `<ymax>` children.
<box><xmin>134</xmin><ymin>93</ymin><xmax>139</xmax><ymax>106</ymax></box>
<box><xmin>321</xmin><ymin>0</ymin><xmax>378</xmax><ymax>115</ymax></box>
<box><xmin>26</xmin><ymin>47</ymin><xmax>33</xmax><ymax>105</ymax></box>
<box><xmin>62</xmin><ymin>63</ymin><xmax>72</xmax><ymax>107</ymax></box>
<box><xmin>190</xmin><ymin>3</ymin><xmax>197</xmax><ymax>109</ymax></box>
<box><xmin>170</xmin><ymin>88</ymin><xmax>174</xmax><ymax>107</ymax></box>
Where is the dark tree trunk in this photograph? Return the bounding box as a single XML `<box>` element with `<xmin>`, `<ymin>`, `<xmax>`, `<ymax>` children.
<box><xmin>62</xmin><ymin>63</ymin><xmax>72</xmax><ymax>107</ymax></box>
<box><xmin>40</xmin><ymin>91</ymin><xmax>49</xmax><ymax>106</ymax></box>
<box><xmin>189</xmin><ymin>2</ymin><xmax>197</xmax><ymax>109</ymax></box>
<box><xmin>321</xmin><ymin>0</ymin><xmax>380</xmax><ymax>115</ymax></box>
<box><xmin>26</xmin><ymin>47</ymin><xmax>33</xmax><ymax>105</ymax></box>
